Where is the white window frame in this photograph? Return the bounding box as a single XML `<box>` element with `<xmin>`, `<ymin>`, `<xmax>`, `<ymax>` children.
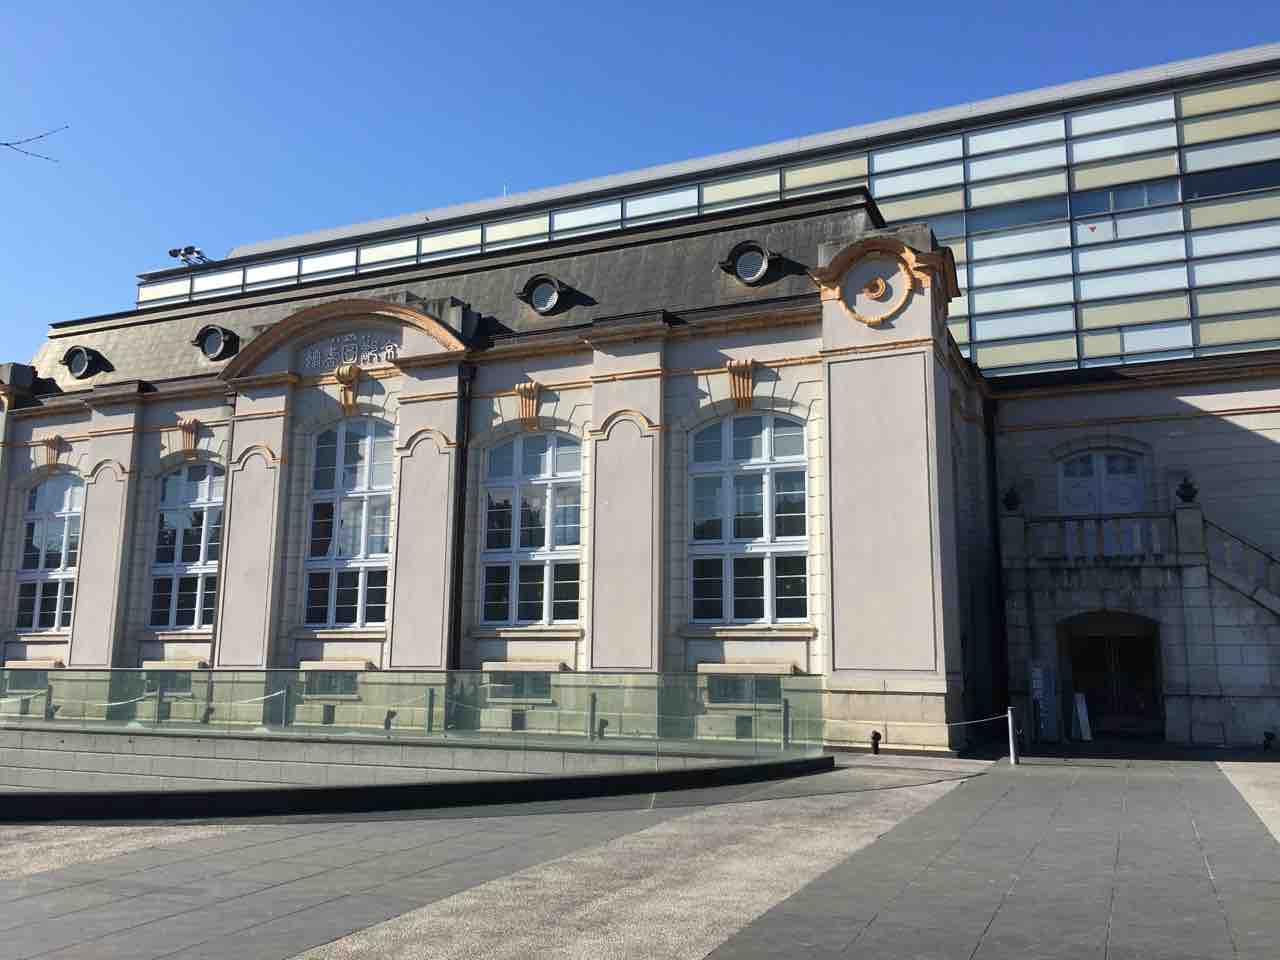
<box><xmin>305</xmin><ymin>417</ymin><xmax>395</xmax><ymax>629</ymax></box>
<box><xmin>479</xmin><ymin>432</ymin><xmax>583</xmax><ymax>626</ymax></box>
<box><xmin>16</xmin><ymin>474</ymin><xmax>84</xmax><ymax>634</ymax></box>
<box><xmin>687</xmin><ymin>413</ymin><xmax>809</xmax><ymax>625</ymax></box>
<box><xmin>149</xmin><ymin>463</ymin><xmax>225</xmax><ymax>631</ymax></box>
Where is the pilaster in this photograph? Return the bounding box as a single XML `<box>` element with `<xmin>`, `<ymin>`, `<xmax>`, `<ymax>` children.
<box><xmin>217</xmin><ymin>375</ymin><xmax>296</xmax><ymax>667</ymax></box>
<box><xmin>387</xmin><ymin>361</ymin><xmax>463</xmax><ymax>669</ymax></box>
<box><xmin>71</xmin><ymin>383</ymin><xmax>144</xmax><ymax>666</ymax></box>
<box><xmin>585</xmin><ymin>314</ymin><xmax>668</xmax><ymax>672</ymax></box>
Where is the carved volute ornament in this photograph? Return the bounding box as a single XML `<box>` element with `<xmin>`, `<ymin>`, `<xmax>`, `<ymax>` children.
<box><xmin>726</xmin><ymin>359</ymin><xmax>756</xmax><ymax>410</ymax></box>
<box><xmin>334</xmin><ymin>363</ymin><xmax>362</xmax><ymax>416</ymax></box>
<box><xmin>514</xmin><ymin>381</ymin><xmax>542</xmax><ymax>430</ymax></box>
<box><xmin>810</xmin><ymin>236</ymin><xmax>960</xmax><ymax>328</ymax></box>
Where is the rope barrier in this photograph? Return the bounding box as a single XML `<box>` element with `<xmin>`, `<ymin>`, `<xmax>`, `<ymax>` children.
<box><xmin>229</xmin><ymin>689</ymin><xmax>285</xmax><ymax>705</ymax></box>
<box><xmin>942</xmin><ymin>713</ymin><xmax>1011</xmax><ymax>727</ymax></box>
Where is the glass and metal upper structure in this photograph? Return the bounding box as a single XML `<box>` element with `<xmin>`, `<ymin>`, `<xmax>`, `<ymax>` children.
<box><xmin>131</xmin><ymin>44</ymin><xmax>1280</xmax><ymax>375</ymax></box>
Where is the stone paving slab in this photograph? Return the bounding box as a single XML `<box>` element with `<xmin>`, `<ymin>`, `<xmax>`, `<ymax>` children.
<box><xmin>708</xmin><ymin>757</ymin><xmax>1280</xmax><ymax>959</ymax></box>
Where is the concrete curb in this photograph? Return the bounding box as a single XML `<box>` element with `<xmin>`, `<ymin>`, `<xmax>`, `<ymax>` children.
<box><xmin>0</xmin><ymin>754</ymin><xmax>834</xmax><ymax>823</ymax></box>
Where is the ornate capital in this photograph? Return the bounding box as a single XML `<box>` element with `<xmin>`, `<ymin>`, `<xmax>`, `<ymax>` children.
<box><xmin>726</xmin><ymin>359</ymin><xmax>756</xmax><ymax>410</ymax></box>
<box><xmin>334</xmin><ymin>363</ymin><xmax>362</xmax><ymax>416</ymax></box>
<box><xmin>514</xmin><ymin>381</ymin><xmax>541</xmax><ymax>430</ymax></box>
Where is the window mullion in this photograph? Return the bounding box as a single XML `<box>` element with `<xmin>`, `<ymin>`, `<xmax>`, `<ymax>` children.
<box><xmin>357</xmin><ymin>569</ymin><xmax>368</xmax><ymax>628</ymax></box>
<box><xmin>765</xmin><ymin>554</ymin><xmax>776</xmax><ymax>624</ymax></box>
<box><xmin>328</xmin><ymin>571</ymin><xmax>338</xmax><ymax>628</ymax></box>
<box><xmin>169</xmin><ymin>574</ymin><xmax>179</xmax><ymax>627</ymax></box>
<box><xmin>509</xmin><ymin>560</ymin><xmax>517</xmax><ymax>624</ymax></box>
<box><xmin>360</xmin><ymin>495</ymin><xmax>371</xmax><ymax>559</ymax></box>
<box><xmin>764</xmin><ymin>468</ymin><xmax>774</xmax><ymax>543</ymax></box>
<box><xmin>544</xmin><ymin>559</ymin><xmax>553</xmax><ymax>624</ymax></box>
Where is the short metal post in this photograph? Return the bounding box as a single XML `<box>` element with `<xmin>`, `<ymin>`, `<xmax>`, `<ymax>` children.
<box><xmin>588</xmin><ymin>692</ymin><xmax>598</xmax><ymax>741</ymax></box>
<box><xmin>782</xmin><ymin>698</ymin><xmax>791</xmax><ymax>750</ymax></box>
<box><xmin>426</xmin><ymin>687</ymin><xmax>436</xmax><ymax>734</ymax></box>
<box><xmin>1007</xmin><ymin>706</ymin><xmax>1019</xmax><ymax>766</ymax></box>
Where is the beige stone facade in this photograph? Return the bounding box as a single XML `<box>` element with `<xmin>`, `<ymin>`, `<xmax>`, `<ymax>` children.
<box><xmin>5</xmin><ymin>180</ymin><xmax>1279</xmax><ymax>752</ymax></box>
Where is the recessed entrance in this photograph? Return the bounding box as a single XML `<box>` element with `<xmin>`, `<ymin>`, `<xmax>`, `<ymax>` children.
<box><xmin>1058</xmin><ymin>611</ymin><xmax>1162</xmax><ymax>738</ymax></box>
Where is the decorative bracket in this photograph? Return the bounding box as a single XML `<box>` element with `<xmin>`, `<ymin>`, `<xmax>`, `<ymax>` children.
<box><xmin>175</xmin><ymin>417</ymin><xmax>200</xmax><ymax>459</ymax></box>
<box><xmin>334</xmin><ymin>363</ymin><xmax>362</xmax><ymax>416</ymax></box>
<box><xmin>726</xmin><ymin>359</ymin><xmax>756</xmax><ymax>410</ymax></box>
<box><xmin>514</xmin><ymin>381</ymin><xmax>541</xmax><ymax>430</ymax></box>
<box><xmin>37</xmin><ymin>435</ymin><xmax>64</xmax><ymax>469</ymax></box>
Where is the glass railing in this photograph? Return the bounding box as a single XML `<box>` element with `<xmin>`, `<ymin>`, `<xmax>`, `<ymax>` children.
<box><xmin>0</xmin><ymin>669</ymin><xmax>825</xmax><ymax>763</ymax></box>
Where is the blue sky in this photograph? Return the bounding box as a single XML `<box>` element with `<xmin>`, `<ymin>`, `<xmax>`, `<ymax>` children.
<box><xmin>2</xmin><ymin>3</ymin><xmax>1276</xmax><ymax>363</ymax></box>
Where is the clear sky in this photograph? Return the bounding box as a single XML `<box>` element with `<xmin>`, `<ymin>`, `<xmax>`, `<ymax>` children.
<box><xmin>2</xmin><ymin>2</ymin><xmax>1277</xmax><ymax>364</ymax></box>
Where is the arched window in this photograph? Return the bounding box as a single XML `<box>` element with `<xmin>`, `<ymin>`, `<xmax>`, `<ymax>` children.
<box><xmin>480</xmin><ymin>433</ymin><xmax>581</xmax><ymax>625</ymax></box>
<box><xmin>687</xmin><ymin>413</ymin><xmax>808</xmax><ymax>623</ymax></box>
<box><xmin>305</xmin><ymin>418</ymin><xmax>394</xmax><ymax>627</ymax></box>
<box><xmin>17</xmin><ymin>474</ymin><xmax>84</xmax><ymax>632</ymax></box>
<box><xmin>149</xmin><ymin>463</ymin><xmax>224</xmax><ymax>630</ymax></box>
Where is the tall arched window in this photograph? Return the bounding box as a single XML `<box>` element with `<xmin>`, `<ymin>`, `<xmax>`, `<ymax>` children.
<box><xmin>17</xmin><ymin>474</ymin><xmax>84</xmax><ymax>632</ymax></box>
<box><xmin>306</xmin><ymin>418</ymin><xmax>394</xmax><ymax>627</ymax></box>
<box><xmin>149</xmin><ymin>463</ymin><xmax>224</xmax><ymax>630</ymax></box>
<box><xmin>688</xmin><ymin>413</ymin><xmax>808</xmax><ymax>623</ymax></box>
<box><xmin>480</xmin><ymin>433</ymin><xmax>581</xmax><ymax>625</ymax></box>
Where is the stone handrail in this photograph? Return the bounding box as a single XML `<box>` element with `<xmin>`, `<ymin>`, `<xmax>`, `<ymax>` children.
<box><xmin>1205</xmin><ymin>518</ymin><xmax>1280</xmax><ymax>604</ymax></box>
<box><xmin>1004</xmin><ymin>511</ymin><xmax>1175</xmax><ymax>566</ymax></box>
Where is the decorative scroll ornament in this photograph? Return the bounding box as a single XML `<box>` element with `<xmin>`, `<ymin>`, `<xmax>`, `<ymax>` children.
<box><xmin>809</xmin><ymin>236</ymin><xmax>960</xmax><ymax>328</ymax></box>
<box><xmin>175</xmin><ymin>417</ymin><xmax>200</xmax><ymax>459</ymax></box>
<box><xmin>38</xmin><ymin>435</ymin><xmax>63</xmax><ymax>469</ymax></box>
<box><xmin>514</xmin><ymin>381</ymin><xmax>541</xmax><ymax>430</ymax></box>
<box><xmin>334</xmin><ymin>364</ymin><xmax>362</xmax><ymax>416</ymax></box>
<box><xmin>726</xmin><ymin>359</ymin><xmax>756</xmax><ymax>410</ymax></box>
<box><xmin>863</xmin><ymin>276</ymin><xmax>888</xmax><ymax>299</ymax></box>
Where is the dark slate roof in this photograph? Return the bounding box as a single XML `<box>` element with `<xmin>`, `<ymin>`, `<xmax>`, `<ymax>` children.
<box><xmin>33</xmin><ymin>191</ymin><xmax>888</xmax><ymax>395</ymax></box>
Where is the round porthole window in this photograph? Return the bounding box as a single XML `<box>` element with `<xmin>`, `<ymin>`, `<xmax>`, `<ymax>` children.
<box><xmin>201</xmin><ymin>328</ymin><xmax>225</xmax><ymax>359</ymax></box>
<box><xmin>721</xmin><ymin>241</ymin><xmax>771</xmax><ymax>286</ymax></box>
<box><xmin>530</xmin><ymin>279</ymin><xmax>560</xmax><ymax>314</ymax></box>
<box><xmin>734</xmin><ymin>246</ymin><xmax>768</xmax><ymax>284</ymax></box>
<box><xmin>62</xmin><ymin>346</ymin><xmax>95</xmax><ymax>380</ymax></box>
<box><xmin>191</xmin><ymin>325</ymin><xmax>238</xmax><ymax>361</ymax></box>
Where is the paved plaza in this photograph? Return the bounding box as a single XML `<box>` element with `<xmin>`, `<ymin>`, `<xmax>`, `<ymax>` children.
<box><xmin>0</xmin><ymin>753</ymin><xmax>1274</xmax><ymax>958</ymax></box>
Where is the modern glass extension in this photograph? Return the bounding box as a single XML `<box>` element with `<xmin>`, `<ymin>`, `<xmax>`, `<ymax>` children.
<box><xmin>0</xmin><ymin>668</ymin><xmax>826</xmax><ymax>761</ymax></box>
<box><xmin>134</xmin><ymin>59</ymin><xmax>1280</xmax><ymax>376</ymax></box>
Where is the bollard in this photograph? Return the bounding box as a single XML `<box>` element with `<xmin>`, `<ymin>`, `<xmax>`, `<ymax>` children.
<box><xmin>782</xmin><ymin>698</ymin><xmax>791</xmax><ymax>750</ymax></box>
<box><xmin>426</xmin><ymin>687</ymin><xmax>436</xmax><ymax>734</ymax></box>
<box><xmin>1007</xmin><ymin>706</ymin><xmax>1019</xmax><ymax>766</ymax></box>
<box><xmin>870</xmin><ymin>730</ymin><xmax>881</xmax><ymax>755</ymax></box>
<box><xmin>588</xmin><ymin>692</ymin><xmax>598</xmax><ymax>741</ymax></box>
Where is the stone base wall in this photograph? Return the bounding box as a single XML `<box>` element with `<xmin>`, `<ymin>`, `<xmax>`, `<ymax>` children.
<box><xmin>1005</xmin><ymin>556</ymin><xmax>1280</xmax><ymax>747</ymax></box>
<box><xmin>0</xmin><ymin>725</ymin><xmax>739</xmax><ymax>793</ymax></box>
<box><xmin>820</xmin><ymin>689</ymin><xmax>963</xmax><ymax>751</ymax></box>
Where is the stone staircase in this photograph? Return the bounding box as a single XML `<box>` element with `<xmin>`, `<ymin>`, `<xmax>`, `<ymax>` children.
<box><xmin>1205</xmin><ymin>518</ymin><xmax>1280</xmax><ymax>616</ymax></box>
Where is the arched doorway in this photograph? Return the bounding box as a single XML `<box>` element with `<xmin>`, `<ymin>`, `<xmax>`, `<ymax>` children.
<box><xmin>1058</xmin><ymin>611</ymin><xmax>1162</xmax><ymax>738</ymax></box>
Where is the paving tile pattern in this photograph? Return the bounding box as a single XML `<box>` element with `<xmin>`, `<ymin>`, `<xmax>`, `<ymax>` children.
<box><xmin>709</xmin><ymin>758</ymin><xmax>1280</xmax><ymax>959</ymax></box>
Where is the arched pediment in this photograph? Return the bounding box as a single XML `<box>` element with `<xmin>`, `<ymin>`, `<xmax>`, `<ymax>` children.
<box><xmin>220</xmin><ymin>298</ymin><xmax>467</xmax><ymax>381</ymax></box>
<box><xmin>810</xmin><ymin>236</ymin><xmax>960</xmax><ymax>327</ymax></box>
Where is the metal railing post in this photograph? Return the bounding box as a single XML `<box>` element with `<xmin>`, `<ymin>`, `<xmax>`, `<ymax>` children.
<box><xmin>1007</xmin><ymin>705</ymin><xmax>1019</xmax><ymax>766</ymax></box>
